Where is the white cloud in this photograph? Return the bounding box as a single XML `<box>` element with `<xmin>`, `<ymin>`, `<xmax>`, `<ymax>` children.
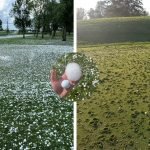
<box><xmin>0</xmin><ymin>0</ymin><xmax>5</xmax><ymax>10</ymax></box>
<box><xmin>143</xmin><ymin>0</ymin><xmax>150</xmax><ymax>14</ymax></box>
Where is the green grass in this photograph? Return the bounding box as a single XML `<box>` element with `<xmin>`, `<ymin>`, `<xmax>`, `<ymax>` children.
<box><xmin>0</xmin><ymin>34</ymin><xmax>73</xmax><ymax>45</ymax></box>
<box><xmin>77</xmin><ymin>42</ymin><xmax>150</xmax><ymax>149</ymax></box>
<box><xmin>78</xmin><ymin>16</ymin><xmax>150</xmax><ymax>45</ymax></box>
<box><xmin>0</xmin><ymin>31</ymin><xmax>17</xmax><ymax>36</ymax></box>
<box><xmin>0</xmin><ymin>31</ymin><xmax>9</xmax><ymax>36</ymax></box>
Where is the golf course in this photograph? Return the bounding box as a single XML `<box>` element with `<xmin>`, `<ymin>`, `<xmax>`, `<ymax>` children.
<box><xmin>77</xmin><ymin>17</ymin><xmax>150</xmax><ymax>149</ymax></box>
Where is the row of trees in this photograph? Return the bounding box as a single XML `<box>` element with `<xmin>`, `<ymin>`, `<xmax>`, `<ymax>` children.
<box><xmin>77</xmin><ymin>0</ymin><xmax>148</xmax><ymax>20</ymax></box>
<box><xmin>10</xmin><ymin>0</ymin><xmax>73</xmax><ymax>40</ymax></box>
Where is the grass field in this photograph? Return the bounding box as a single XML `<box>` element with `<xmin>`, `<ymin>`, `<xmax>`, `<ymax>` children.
<box><xmin>0</xmin><ymin>45</ymin><xmax>73</xmax><ymax>149</ymax></box>
<box><xmin>77</xmin><ymin>42</ymin><xmax>150</xmax><ymax>149</ymax></box>
<box><xmin>0</xmin><ymin>31</ymin><xmax>8</xmax><ymax>36</ymax></box>
<box><xmin>0</xmin><ymin>34</ymin><xmax>73</xmax><ymax>45</ymax></box>
<box><xmin>0</xmin><ymin>31</ymin><xmax>17</xmax><ymax>36</ymax></box>
<box><xmin>78</xmin><ymin>16</ymin><xmax>150</xmax><ymax>45</ymax></box>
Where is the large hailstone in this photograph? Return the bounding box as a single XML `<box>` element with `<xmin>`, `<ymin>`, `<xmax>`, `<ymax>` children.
<box><xmin>65</xmin><ymin>63</ymin><xmax>82</xmax><ymax>81</ymax></box>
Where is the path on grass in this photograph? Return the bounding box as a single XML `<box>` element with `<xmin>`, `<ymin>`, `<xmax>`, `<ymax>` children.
<box><xmin>0</xmin><ymin>44</ymin><xmax>72</xmax><ymax>52</ymax></box>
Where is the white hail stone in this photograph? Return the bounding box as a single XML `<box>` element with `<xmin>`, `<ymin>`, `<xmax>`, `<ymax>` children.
<box><xmin>65</xmin><ymin>63</ymin><xmax>82</xmax><ymax>81</ymax></box>
<box><xmin>61</xmin><ymin>80</ymin><xmax>70</xmax><ymax>89</ymax></box>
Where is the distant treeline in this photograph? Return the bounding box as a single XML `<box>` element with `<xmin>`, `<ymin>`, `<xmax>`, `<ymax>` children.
<box><xmin>77</xmin><ymin>0</ymin><xmax>148</xmax><ymax>20</ymax></box>
<box><xmin>9</xmin><ymin>0</ymin><xmax>73</xmax><ymax>40</ymax></box>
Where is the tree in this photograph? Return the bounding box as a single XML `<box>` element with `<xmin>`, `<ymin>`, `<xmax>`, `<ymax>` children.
<box><xmin>31</xmin><ymin>0</ymin><xmax>60</xmax><ymax>39</ymax></box>
<box><xmin>10</xmin><ymin>0</ymin><xmax>32</xmax><ymax>38</ymax></box>
<box><xmin>58</xmin><ymin>0</ymin><xmax>73</xmax><ymax>41</ymax></box>
<box><xmin>88</xmin><ymin>1</ymin><xmax>107</xmax><ymax>19</ymax></box>
<box><xmin>95</xmin><ymin>1</ymin><xmax>108</xmax><ymax>17</ymax></box>
<box><xmin>126</xmin><ymin>0</ymin><xmax>147</xmax><ymax>16</ymax></box>
<box><xmin>77</xmin><ymin>8</ymin><xmax>86</xmax><ymax>20</ymax></box>
<box><xmin>0</xmin><ymin>19</ymin><xmax>3</xmax><ymax>31</ymax></box>
<box><xmin>32</xmin><ymin>14</ymin><xmax>42</xmax><ymax>38</ymax></box>
<box><xmin>104</xmin><ymin>0</ymin><xmax>147</xmax><ymax>17</ymax></box>
<box><xmin>39</xmin><ymin>0</ymin><xmax>56</xmax><ymax>39</ymax></box>
<box><xmin>48</xmin><ymin>0</ymin><xmax>59</xmax><ymax>38</ymax></box>
<box><xmin>88</xmin><ymin>8</ymin><xmax>96</xmax><ymax>19</ymax></box>
<box><xmin>31</xmin><ymin>0</ymin><xmax>43</xmax><ymax>38</ymax></box>
<box><xmin>89</xmin><ymin>0</ymin><xmax>147</xmax><ymax>19</ymax></box>
<box><xmin>51</xmin><ymin>22</ymin><xmax>58</xmax><ymax>38</ymax></box>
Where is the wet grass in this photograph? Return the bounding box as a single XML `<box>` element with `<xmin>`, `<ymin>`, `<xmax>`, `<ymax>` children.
<box><xmin>77</xmin><ymin>42</ymin><xmax>150</xmax><ymax>149</ymax></box>
<box><xmin>0</xmin><ymin>31</ymin><xmax>18</xmax><ymax>36</ymax></box>
<box><xmin>78</xmin><ymin>16</ymin><xmax>150</xmax><ymax>45</ymax></box>
<box><xmin>0</xmin><ymin>31</ymin><xmax>8</xmax><ymax>36</ymax></box>
<box><xmin>0</xmin><ymin>34</ymin><xmax>73</xmax><ymax>45</ymax></box>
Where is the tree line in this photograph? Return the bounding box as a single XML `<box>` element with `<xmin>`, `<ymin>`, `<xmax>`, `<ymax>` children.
<box><xmin>10</xmin><ymin>0</ymin><xmax>73</xmax><ymax>40</ymax></box>
<box><xmin>77</xmin><ymin>0</ymin><xmax>148</xmax><ymax>20</ymax></box>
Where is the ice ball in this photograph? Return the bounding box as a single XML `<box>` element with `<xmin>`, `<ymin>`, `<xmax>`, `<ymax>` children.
<box><xmin>61</xmin><ymin>80</ymin><xmax>71</xmax><ymax>89</ymax></box>
<box><xmin>65</xmin><ymin>63</ymin><xmax>82</xmax><ymax>81</ymax></box>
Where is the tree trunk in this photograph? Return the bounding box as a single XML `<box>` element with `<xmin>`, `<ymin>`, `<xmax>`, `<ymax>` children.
<box><xmin>34</xmin><ymin>30</ymin><xmax>36</xmax><ymax>37</ymax></box>
<box><xmin>42</xmin><ymin>31</ymin><xmax>44</xmax><ymax>38</ymax></box>
<box><xmin>23</xmin><ymin>29</ymin><xmax>25</xmax><ymax>38</ymax></box>
<box><xmin>42</xmin><ymin>26</ymin><xmax>44</xmax><ymax>39</ymax></box>
<box><xmin>23</xmin><ymin>34</ymin><xmax>25</xmax><ymax>38</ymax></box>
<box><xmin>62</xmin><ymin>26</ymin><xmax>66</xmax><ymax>41</ymax></box>
<box><xmin>36</xmin><ymin>30</ymin><xmax>39</xmax><ymax>38</ymax></box>
<box><xmin>52</xmin><ymin>30</ymin><xmax>56</xmax><ymax>39</ymax></box>
<box><xmin>49</xmin><ymin>27</ymin><xmax>52</xmax><ymax>37</ymax></box>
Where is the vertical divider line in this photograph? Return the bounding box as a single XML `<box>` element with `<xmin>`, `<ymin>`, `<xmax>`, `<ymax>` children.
<box><xmin>73</xmin><ymin>102</ymin><xmax>77</xmax><ymax>150</ymax></box>
<box><xmin>74</xmin><ymin>0</ymin><xmax>77</xmax><ymax>53</ymax></box>
<box><xmin>73</xmin><ymin>0</ymin><xmax>77</xmax><ymax>149</ymax></box>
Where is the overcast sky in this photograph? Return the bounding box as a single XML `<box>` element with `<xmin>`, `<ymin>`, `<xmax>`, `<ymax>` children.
<box><xmin>0</xmin><ymin>0</ymin><xmax>150</xmax><ymax>29</ymax></box>
<box><xmin>0</xmin><ymin>0</ymin><xmax>15</xmax><ymax>30</ymax></box>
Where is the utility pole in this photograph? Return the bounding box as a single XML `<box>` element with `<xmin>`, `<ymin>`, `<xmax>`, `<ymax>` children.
<box><xmin>7</xmin><ymin>18</ymin><xmax>9</xmax><ymax>35</ymax></box>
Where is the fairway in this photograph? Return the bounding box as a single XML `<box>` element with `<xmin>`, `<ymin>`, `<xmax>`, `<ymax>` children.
<box><xmin>0</xmin><ymin>45</ymin><xmax>73</xmax><ymax>149</ymax></box>
<box><xmin>78</xmin><ymin>16</ymin><xmax>150</xmax><ymax>45</ymax></box>
<box><xmin>78</xmin><ymin>43</ymin><xmax>150</xmax><ymax>149</ymax></box>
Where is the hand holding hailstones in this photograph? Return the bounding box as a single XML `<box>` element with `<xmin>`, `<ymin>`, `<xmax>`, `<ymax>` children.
<box><xmin>50</xmin><ymin>62</ymin><xmax>82</xmax><ymax>98</ymax></box>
